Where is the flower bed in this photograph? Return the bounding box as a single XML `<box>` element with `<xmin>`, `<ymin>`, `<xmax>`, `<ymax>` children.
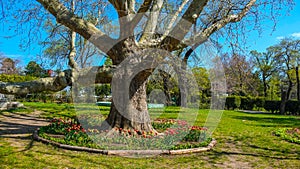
<box><xmin>274</xmin><ymin>128</ymin><xmax>300</xmax><ymax>144</ymax></box>
<box><xmin>38</xmin><ymin>117</ymin><xmax>212</xmax><ymax>151</ymax></box>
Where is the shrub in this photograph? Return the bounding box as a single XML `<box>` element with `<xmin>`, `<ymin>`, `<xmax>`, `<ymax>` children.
<box><xmin>264</xmin><ymin>100</ymin><xmax>280</xmax><ymax>113</ymax></box>
<box><xmin>225</xmin><ymin>96</ymin><xmax>241</xmax><ymax>110</ymax></box>
<box><xmin>254</xmin><ymin>97</ymin><xmax>265</xmax><ymax>110</ymax></box>
<box><xmin>285</xmin><ymin>100</ymin><xmax>300</xmax><ymax>115</ymax></box>
<box><xmin>240</xmin><ymin>97</ymin><xmax>255</xmax><ymax>110</ymax></box>
<box><xmin>274</xmin><ymin>128</ymin><xmax>300</xmax><ymax>144</ymax></box>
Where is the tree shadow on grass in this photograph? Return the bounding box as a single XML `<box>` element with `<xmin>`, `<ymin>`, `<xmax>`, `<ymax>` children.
<box><xmin>211</xmin><ymin>149</ymin><xmax>300</xmax><ymax>160</ymax></box>
<box><xmin>230</xmin><ymin>114</ymin><xmax>300</xmax><ymax>128</ymax></box>
<box><xmin>0</xmin><ymin>112</ymin><xmax>48</xmax><ymax>123</ymax></box>
<box><xmin>247</xmin><ymin>143</ymin><xmax>300</xmax><ymax>157</ymax></box>
<box><xmin>0</xmin><ymin>112</ymin><xmax>49</xmax><ymax>153</ymax></box>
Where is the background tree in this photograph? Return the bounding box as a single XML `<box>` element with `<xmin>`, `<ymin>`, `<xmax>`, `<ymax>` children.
<box><xmin>24</xmin><ymin>61</ymin><xmax>48</xmax><ymax>78</ymax></box>
<box><xmin>273</xmin><ymin>38</ymin><xmax>300</xmax><ymax>101</ymax></box>
<box><xmin>251</xmin><ymin>48</ymin><xmax>277</xmax><ymax>98</ymax></box>
<box><xmin>0</xmin><ymin>57</ymin><xmax>19</xmax><ymax>75</ymax></box>
<box><xmin>192</xmin><ymin>67</ymin><xmax>210</xmax><ymax>107</ymax></box>
<box><xmin>41</xmin><ymin>0</ymin><xmax>109</xmax><ymax>69</ymax></box>
<box><xmin>222</xmin><ymin>53</ymin><xmax>260</xmax><ymax>96</ymax></box>
<box><xmin>95</xmin><ymin>84</ymin><xmax>111</xmax><ymax>98</ymax></box>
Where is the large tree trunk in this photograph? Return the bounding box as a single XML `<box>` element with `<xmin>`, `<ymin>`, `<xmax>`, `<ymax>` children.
<box><xmin>100</xmin><ymin>72</ymin><xmax>154</xmax><ymax>132</ymax></box>
<box><xmin>99</xmin><ymin>39</ymin><xmax>160</xmax><ymax>133</ymax></box>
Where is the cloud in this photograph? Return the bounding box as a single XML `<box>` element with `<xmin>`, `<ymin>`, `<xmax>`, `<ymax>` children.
<box><xmin>291</xmin><ymin>32</ymin><xmax>300</xmax><ymax>38</ymax></box>
<box><xmin>276</xmin><ymin>36</ymin><xmax>284</xmax><ymax>40</ymax></box>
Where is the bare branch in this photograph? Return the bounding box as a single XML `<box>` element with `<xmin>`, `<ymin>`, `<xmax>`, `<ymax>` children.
<box><xmin>185</xmin><ymin>0</ymin><xmax>257</xmax><ymax>46</ymax></box>
<box><xmin>36</xmin><ymin>0</ymin><xmax>116</xmax><ymax>54</ymax></box>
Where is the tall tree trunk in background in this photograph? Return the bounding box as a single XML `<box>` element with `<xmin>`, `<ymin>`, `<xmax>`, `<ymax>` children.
<box><xmin>159</xmin><ymin>71</ymin><xmax>172</xmax><ymax>106</ymax></box>
<box><xmin>286</xmin><ymin>79</ymin><xmax>293</xmax><ymax>100</ymax></box>
<box><xmin>296</xmin><ymin>66</ymin><xmax>300</xmax><ymax>101</ymax></box>
<box><xmin>262</xmin><ymin>74</ymin><xmax>268</xmax><ymax>98</ymax></box>
<box><xmin>280</xmin><ymin>90</ymin><xmax>287</xmax><ymax>115</ymax></box>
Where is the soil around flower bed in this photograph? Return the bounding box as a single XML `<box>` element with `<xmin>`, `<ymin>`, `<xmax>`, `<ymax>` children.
<box><xmin>33</xmin><ymin>128</ymin><xmax>217</xmax><ymax>156</ymax></box>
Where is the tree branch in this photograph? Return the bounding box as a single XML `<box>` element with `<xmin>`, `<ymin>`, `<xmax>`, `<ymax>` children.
<box><xmin>129</xmin><ymin>0</ymin><xmax>153</xmax><ymax>32</ymax></box>
<box><xmin>139</xmin><ymin>0</ymin><xmax>164</xmax><ymax>43</ymax></box>
<box><xmin>161</xmin><ymin>0</ymin><xmax>191</xmax><ymax>40</ymax></box>
<box><xmin>68</xmin><ymin>0</ymin><xmax>79</xmax><ymax>70</ymax></box>
<box><xmin>36</xmin><ymin>0</ymin><xmax>116</xmax><ymax>54</ymax></box>
<box><xmin>0</xmin><ymin>66</ymin><xmax>115</xmax><ymax>95</ymax></box>
<box><xmin>184</xmin><ymin>0</ymin><xmax>256</xmax><ymax>46</ymax></box>
<box><xmin>160</xmin><ymin>0</ymin><xmax>208</xmax><ymax>51</ymax></box>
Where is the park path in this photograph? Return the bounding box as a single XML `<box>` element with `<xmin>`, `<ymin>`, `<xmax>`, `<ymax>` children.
<box><xmin>0</xmin><ymin>111</ymin><xmax>49</xmax><ymax>151</ymax></box>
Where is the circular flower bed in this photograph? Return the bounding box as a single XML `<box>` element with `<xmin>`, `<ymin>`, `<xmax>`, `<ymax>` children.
<box><xmin>38</xmin><ymin>117</ymin><xmax>213</xmax><ymax>151</ymax></box>
<box><xmin>274</xmin><ymin>128</ymin><xmax>300</xmax><ymax>144</ymax></box>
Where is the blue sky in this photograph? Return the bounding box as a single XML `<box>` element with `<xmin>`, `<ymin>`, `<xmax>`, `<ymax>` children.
<box><xmin>247</xmin><ymin>1</ymin><xmax>300</xmax><ymax>52</ymax></box>
<box><xmin>0</xmin><ymin>1</ymin><xmax>300</xmax><ymax>68</ymax></box>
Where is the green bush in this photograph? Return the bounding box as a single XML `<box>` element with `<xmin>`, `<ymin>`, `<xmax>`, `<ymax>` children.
<box><xmin>240</xmin><ymin>97</ymin><xmax>255</xmax><ymax>110</ymax></box>
<box><xmin>264</xmin><ymin>100</ymin><xmax>280</xmax><ymax>113</ymax></box>
<box><xmin>225</xmin><ymin>96</ymin><xmax>241</xmax><ymax>110</ymax></box>
<box><xmin>0</xmin><ymin>74</ymin><xmax>37</xmax><ymax>82</ymax></box>
<box><xmin>285</xmin><ymin>100</ymin><xmax>300</xmax><ymax>115</ymax></box>
<box><xmin>254</xmin><ymin>97</ymin><xmax>265</xmax><ymax>110</ymax></box>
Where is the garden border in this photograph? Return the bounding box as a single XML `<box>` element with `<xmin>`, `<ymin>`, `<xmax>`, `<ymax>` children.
<box><xmin>33</xmin><ymin>128</ymin><xmax>217</xmax><ymax>156</ymax></box>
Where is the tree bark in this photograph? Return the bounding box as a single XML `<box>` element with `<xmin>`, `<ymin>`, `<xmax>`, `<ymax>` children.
<box><xmin>0</xmin><ymin>66</ymin><xmax>114</xmax><ymax>95</ymax></box>
<box><xmin>286</xmin><ymin>79</ymin><xmax>293</xmax><ymax>100</ymax></box>
<box><xmin>100</xmin><ymin>71</ymin><xmax>155</xmax><ymax>132</ymax></box>
<box><xmin>296</xmin><ymin>66</ymin><xmax>300</xmax><ymax>101</ymax></box>
<box><xmin>263</xmin><ymin>75</ymin><xmax>267</xmax><ymax>98</ymax></box>
<box><xmin>280</xmin><ymin>90</ymin><xmax>287</xmax><ymax>115</ymax></box>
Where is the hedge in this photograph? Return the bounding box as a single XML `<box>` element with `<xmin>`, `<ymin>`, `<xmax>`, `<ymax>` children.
<box><xmin>240</xmin><ymin>97</ymin><xmax>255</xmax><ymax>110</ymax></box>
<box><xmin>225</xmin><ymin>96</ymin><xmax>241</xmax><ymax>110</ymax></box>
<box><xmin>285</xmin><ymin>100</ymin><xmax>300</xmax><ymax>115</ymax></box>
<box><xmin>264</xmin><ymin>100</ymin><xmax>280</xmax><ymax>113</ymax></box>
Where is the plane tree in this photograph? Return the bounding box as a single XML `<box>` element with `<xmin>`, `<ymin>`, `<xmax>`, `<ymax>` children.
<box><xmin>0</xmin><ymin>0</ymin><xmax>294</xmax><ymax>133</ymax></box>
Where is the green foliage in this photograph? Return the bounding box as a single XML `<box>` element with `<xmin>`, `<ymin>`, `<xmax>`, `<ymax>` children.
<box><xmin>264</xmin><ymin>100</ymin><xmax>281</xmax><ymax>113</ymax></box>
<box><xmin>39</xmin><ymin>118</ymin><xmax>95</xmax><ymax>148</ymax></box>
<box><xmin>225</xmin><ymin>96</ymin><xmax>241</xmax><ymax>110</ymax></box>
<box><xmin>95</xmin><ymin>84</ymin><xmax>111</xmax><ymax>97</ymax></box>
<box><xmin>0</xmin><ymin>74</ymin><xmax>37</xmax><ymax>82</ymax></box>
<box><xmin>274</xmin><ymin>128</ymin><xmax>300</xmax><ymax>144</ymax></box>
<box><xmin>225</xmin><ymin>96</ymin><xmax>266</xmax><ymax>111</ymax></box>
<box><xmin>240</xmin><ymin>97</ymin><xmax>255</xmax><ymax>110</ymax></box>
<box><xmin>24</xmin><ymin>61</ymin><xmax>48</xmax><ymax>78</ymax></box>
<box><xmin>285</xmin><ymin>100</ymin><xmax>300</xmax><ymax>115</ymax></box>
<box><xmin>254</xmin><ymin>97</ymin><xmax>265</xmax><ymax>109</ymax></box>
<box><xmin>192</xmin><ymin>67</ymin><xmax>211</xmax><ymax>108</ymax></box>
<box><xmin>39</xmin><ymin>117</ymin><xmax>211</xmax><ymax>150</ymax></box>
<box><xmin>104</xmin><ymin>57</ymin><xmax>112</xmax><ymax>66</ymax></box>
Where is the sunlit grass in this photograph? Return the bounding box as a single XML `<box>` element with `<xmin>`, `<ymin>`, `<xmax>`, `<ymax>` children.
<box><xmin>0</xmin><ymin>102</ymin><xmax>299</xmax><ymax>168</ymax></box>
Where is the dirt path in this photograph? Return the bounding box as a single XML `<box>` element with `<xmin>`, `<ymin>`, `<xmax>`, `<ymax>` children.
<box><xmin>0</xmin><ymin>111</ymin><xmax>49</xmax><ymax>150</ymax></box>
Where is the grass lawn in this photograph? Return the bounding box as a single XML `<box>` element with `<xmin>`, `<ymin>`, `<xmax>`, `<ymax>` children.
<box><xmin>0</xmin><ymin>102</ymin><xmax>299</xmax><ymax>168</ymax></box>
